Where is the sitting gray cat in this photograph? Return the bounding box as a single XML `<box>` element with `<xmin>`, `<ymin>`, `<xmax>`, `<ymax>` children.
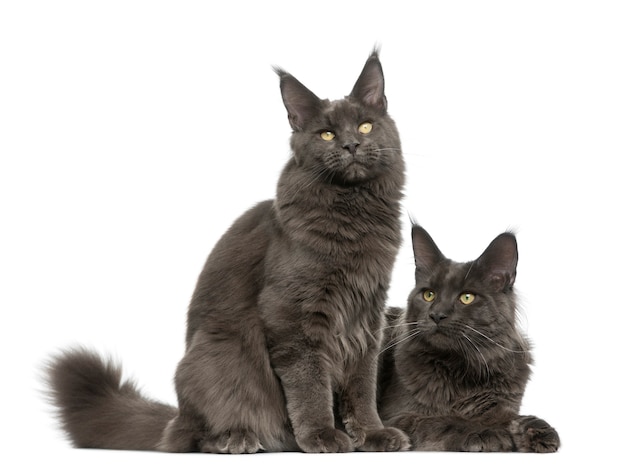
<box><xmin>378</xmin><ymin>225</ymin><xmax>560</xmax><ymax>452</ymax></box>
<box><xmin>46</xmin><ymin>50</ymin><xmax>409</xmax><ymax>454</ymax></box>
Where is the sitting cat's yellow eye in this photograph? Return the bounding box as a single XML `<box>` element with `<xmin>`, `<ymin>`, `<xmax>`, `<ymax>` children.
<box><xmin>423</xmin><ymin>289</ymin><xmax>436</xmax><ymax>302</ymax></box>
<box><xmin>358</xmin><ymin>122</ymin><xmax>373</xmax><ymax>134</ymax></box>
<box><xmin>320</xmin><ymin>131</ymin><xmax>335</xmax><ymax>141</ymax></box>
<box><xmin>459</xmin><ymin>293</ymin><xmax>476</xmax><ymax>305</ymax></box>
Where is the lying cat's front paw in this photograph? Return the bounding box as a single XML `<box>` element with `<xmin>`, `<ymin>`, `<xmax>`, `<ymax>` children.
<box><xmin>359</xmin><ymin>427</ymin><xmax>410</xmax><ymax>452</ymax></box>
<box><xmin>200</xmin><ymin>429</ymin><xmax>263</xmax><ymax>454</ymax></box>
<box><xmin>297</xmin><ymin>427</ymin><xmax>354</xmax><ymax>453</ymax></box>
<box><xmin>511</xmin><ymin>415</ymin><xmax>560</xmax><ymax>453</ymax></box>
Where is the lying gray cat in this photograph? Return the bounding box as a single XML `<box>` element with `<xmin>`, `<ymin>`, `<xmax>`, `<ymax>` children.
<box><xmin>46</xmin><ymin>50</ymin><xmax>409</xmax><ymax>453</ymax></box>
<box><xmin>378</xmin><ymin>225</ymin><xmax>560</xmax><ymax>452</ymax></box>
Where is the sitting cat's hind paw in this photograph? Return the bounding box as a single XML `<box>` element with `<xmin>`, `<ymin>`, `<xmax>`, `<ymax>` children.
<box><xmin>200</xmin><ymin>430</ymin><xmax>264</xmax><ymax>454</ymax></box>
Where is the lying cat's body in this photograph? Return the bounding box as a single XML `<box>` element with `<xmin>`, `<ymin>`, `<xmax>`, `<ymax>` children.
<box><xmin>378</xmin><ymin>225</ymin><xmax>560</xmax><ymax>452</ymax></box>
<box><xmin>47</xmin><ymin>50</ymin><xmax>409</xmax><ymax>453</ymax></box>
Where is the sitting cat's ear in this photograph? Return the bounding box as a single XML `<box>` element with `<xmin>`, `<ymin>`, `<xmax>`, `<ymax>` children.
<box><xmin>275</xmin><ymin>67</ymin><xmax>322</xmax><ymax>132</ymax></box>
<box><xmin>350</xmin><ymin>49</ymin><xmax>387</xmax><ymax>112</ymax></box>
<box><xmin>474</xmin><ymin>233</ymin><xmax>518</xmax><ymax>292</ymax></box>
<box><xmin>412</xmin><ymin>225</ymin><xmax>445</xmax><ymax>276</ymax></box>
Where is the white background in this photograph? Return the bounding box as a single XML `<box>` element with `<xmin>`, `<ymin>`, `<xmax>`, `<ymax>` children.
<box><xmin>1</xmin><ymin>0</ymin><xmax>624</xmax><ymax>471</ymax></box>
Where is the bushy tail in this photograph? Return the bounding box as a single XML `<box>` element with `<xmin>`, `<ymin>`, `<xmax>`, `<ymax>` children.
<box><xmin>46</xmin><ymin>347</ymin><xmax>177</xmax><ymax>450</ymax></box>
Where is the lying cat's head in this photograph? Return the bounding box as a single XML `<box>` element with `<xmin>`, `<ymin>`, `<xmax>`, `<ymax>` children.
<box><xmin>405</xmin><ymin>225</ymin><xmax>523</xmax><ymax>355</ymax></box>
<box><xmin>275</xmin><ymin>49</ymin><xmax>402</xmax><ymax>186</ymax></box>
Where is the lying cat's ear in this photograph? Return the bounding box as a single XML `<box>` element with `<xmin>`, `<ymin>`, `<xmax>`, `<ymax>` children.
<box><xmin>412</xmin><ymin>225</ymin><xmax>445</xmax><ymax>275</ymax></box>
<box><xmin>275</xmin><ymin>68</ymin><xmax>322</xmax><ymax>132</ymax></box>
<box><xmin>474</xmin><ymin>232</ymin><xmax>518</xmax><ymax>292</ymax></box>
<box><xmin>349</xmin><ymin>49</ymin><xmax>387</xmax><ymax>112</ymax></box>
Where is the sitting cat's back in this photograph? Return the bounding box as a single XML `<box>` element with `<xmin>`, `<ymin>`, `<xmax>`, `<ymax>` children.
<box><xmin>185</xmin><ymin>199</ymin><xmax>274</xmax><ymax>345</ymax></box>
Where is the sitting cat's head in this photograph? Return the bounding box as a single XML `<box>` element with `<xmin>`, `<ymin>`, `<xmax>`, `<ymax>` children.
<box><xmin>405</xmin><ymin>225</ymin><xmax>523</xmax><ymax>355</ymax></box>
<box><xmin>275</xmin><ymin>49</ymin><xmax>402</xmax><ymax>186</ymax></box>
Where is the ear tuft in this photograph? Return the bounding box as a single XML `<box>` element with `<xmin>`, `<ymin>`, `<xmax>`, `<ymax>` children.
<box><xmin>275</xmin><ymin>67</ymin><xmax>321</xmax><ymax>131</ymax></box>
<box><xmin>474</xmin><ymin>232</ymin><xmax>518</xmax><ymax>292</ymax></box>
<box><xmin>349</xmin><ymin>49</ymin><xmax>387</xmax><ymax>112</ymax></box>
<box><xmin>411</xmin><ymin>225</ymin><xmax>445</xmax><ymax>276</ymax></box>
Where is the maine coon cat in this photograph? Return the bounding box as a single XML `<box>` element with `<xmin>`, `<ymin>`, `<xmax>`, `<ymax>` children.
<box><xmin>47</xmin><ymin>50</ymin><xmax>410</xmax><ymax>453</ymax></box>
<box><xmin>378</xmin><ymin>225</ymin><xmax>560</xmax><ymax>452</ymax></box>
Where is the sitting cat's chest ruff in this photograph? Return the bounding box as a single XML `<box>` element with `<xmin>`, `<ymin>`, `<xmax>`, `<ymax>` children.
<box><xmin>266</xmin><ymin>203</ymin><xmax>395</xmax><ymax>331</ymax></box>
<box><xmin>264</xmin><ymin>172</ymin><xmax>401</xmax><ymax>376</ymax></box>
<box><xmin>277</xmin><ymin>171</ymin><xmax>400</xmax><ymax>257</ymax></box>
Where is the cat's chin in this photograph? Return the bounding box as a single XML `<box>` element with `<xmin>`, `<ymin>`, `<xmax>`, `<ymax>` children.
<box><xmin>332</xmin><ymin>163</ymin><xmax>381</xmax><ymax>186</ymax></box>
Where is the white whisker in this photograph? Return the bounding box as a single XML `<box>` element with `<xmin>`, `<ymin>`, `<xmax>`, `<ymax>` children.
<box><xmin>378</xmin><ymin>321</ymin><xmax>421</xmax><ymax>332</ymax></box>
<box><xmin>463</xmin><ymin>324</ymin><xmax>528</xmax><ymax>354</ymax></box>
<box><xmin>463</xmin><ymin>261</ymin><xmax>475</xmax><ymax>281</ymax></box>
<box><xmin>379</xmin><ymin>328</ymin><xmax>422</xmax><ymax>355</ymax></box>
<box><xmin>461</xmin><ymin>332</ymin><xmax>491</xmax><ymax>381</ymax></box>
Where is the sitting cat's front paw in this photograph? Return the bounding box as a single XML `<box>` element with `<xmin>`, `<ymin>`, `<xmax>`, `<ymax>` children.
<box><xmin>297</xmin><ymin>427</ymin><xmax>354</xmax><ymax>453</ymax></box>
<box><xmin>200</xmin><ymin>429</ymin><xmax>263</xmax><ymax>454</ymax></box>
<box><xmin>511</xmin><ymin>415</ymin><xmax>560</xmax><ymax>453</ymax></box>
<box><xmin>359</xmin><ymin>427</ymin><xmax>410</xmax><ymax>452</ymax></box>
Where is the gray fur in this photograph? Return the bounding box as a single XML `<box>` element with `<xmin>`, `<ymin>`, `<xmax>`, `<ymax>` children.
<box><xmin>46</xmin><ymin>50</ymin><xmax>409</xmax><ymax>453</ymax></box>
<box><xmin>378</xmin><ymin>225</ymin><xmax>560</xmax><ymax>452</ymax></box>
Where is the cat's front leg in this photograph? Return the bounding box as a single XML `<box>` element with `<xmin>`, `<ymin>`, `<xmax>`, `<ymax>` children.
<box><xmin>278</xmin><ymin>364</ymin><xmax>353</xmax><ymax>453</ymax></box>
<box><xmin>269</xmin><ymin>331</ymin><xmax>353</xmax><ymax>453</ymax></box>
<box><xmin>384</xmin><ymin>413</ymin><xmax>515</xmax><ymax>452</ymax></box>
<box><xmin>510</xmin><ymin>415</ymin><xmax>560</xmax><ymax>452</ymax></box>
<box><xmin>340</xmin><ymin>349</ymin><xmax>409</xmax><ymax>452</ymax></box>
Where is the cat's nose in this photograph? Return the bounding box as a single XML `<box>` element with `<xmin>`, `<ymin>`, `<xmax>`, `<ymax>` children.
<box><xmin>429</xmin><ymin>313</ymin><xmax>447</xmax><ymax>325</ymax></box>
<box><xmin>343</xmin><ymin>142</ymin><xmax>360</xmax><ymax>156</ymax></box>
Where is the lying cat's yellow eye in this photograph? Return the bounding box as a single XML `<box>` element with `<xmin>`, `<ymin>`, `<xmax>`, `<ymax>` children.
<box><xmin>358</xmin><ymin>122</ymin><xmax>373</xmax><ymax>134</ymax></box>
<box><xmin>459</xmin><ymin>293</ymin><xmax>476</xmax><ymax>305</ymax></box>
<box><xmin>423</xmin><ymin>289</ymin><xmax>436</xmax><ymax>302</ymax></box>
<box><xmin>320</xmin><ymin>131</ymin><xmax>335</xmax><ymax>141</ymax></box>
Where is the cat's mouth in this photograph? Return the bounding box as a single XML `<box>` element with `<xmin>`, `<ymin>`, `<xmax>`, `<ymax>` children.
<box><xmin>423</xmin><ymin>324</ymin><xmax>457</xmax><ymax>346</ymax></box>
<box><xmin>320</xmin><ymin>146</ymin><xmax>386</xmax><ymax>186</ymax></box>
